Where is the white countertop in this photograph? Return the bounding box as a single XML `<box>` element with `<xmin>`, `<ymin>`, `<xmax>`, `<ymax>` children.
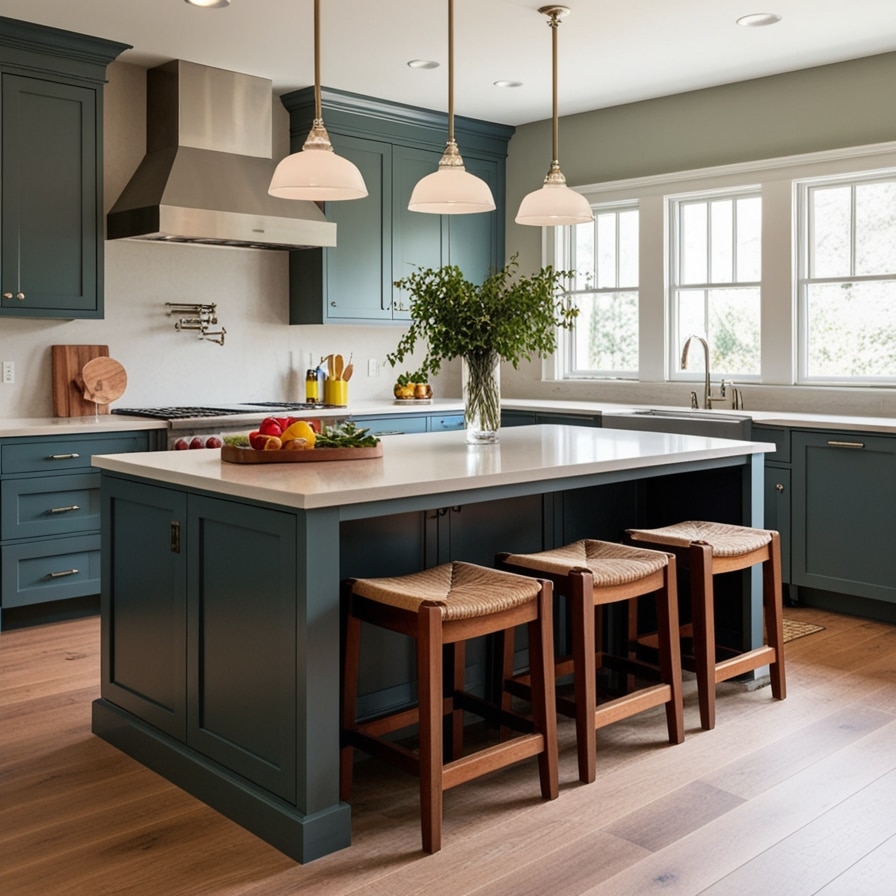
<box><xmin>92</xmin><ymin>424</ymin><xmax>770</xmax><ymax>511</ymax></box>
<box><xmin>3</xmin><ymin>396</ymin><xmax>896</xmax><ymax>438</ymax></box>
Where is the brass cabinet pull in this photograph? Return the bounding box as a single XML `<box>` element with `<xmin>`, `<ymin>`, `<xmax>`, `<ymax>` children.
<box><xmin>2</xmin><ymin>291</ymin><xmax>24</xmax><ymax>300</ymax></box>
<box><xmin>775</xmin><ymin>483</ymin><xmax>784</xmax><ymax>492</ymax></box>
<box><xmin>45</xmin><ymin>568</ymin><xmax>79</xmax><ymax>579</ymax></box>
<box><xmin>48</xmin><ymin>504</ymin><xmax>80</xmax><ymax>514</ymax></box>
<box><xmin>46</xmin><ymin>453</ymin><xmax>80</xmax><ymax>460</ymax></box>
<box><xmin>826</xmin><ymin>440</ymin><xmax>865</xmax><ymax>449</ymax></box>
<box><xmin>170</xmin><ymin>521</ymin><xmax>181</xmax><ymax>554</ymax></box>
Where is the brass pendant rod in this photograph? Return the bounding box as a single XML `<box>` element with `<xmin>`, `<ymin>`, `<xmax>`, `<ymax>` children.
<box><xmin>313</xmin><ymin>0</ymin><xmax>322</xmax><ymax>121</ymax></box>
<box><xmin>550</xmin><ymin>10</ymin><xmax>559</xmax><ymax>165</ymax></box>
<box><xmin>447</xmin><ymin>0</ymin><xmax>455</xmax><ymax>143</ymax></box>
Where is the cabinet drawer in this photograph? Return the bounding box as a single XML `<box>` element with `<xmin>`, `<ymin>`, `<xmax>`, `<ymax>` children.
<box><xmin>1</xmin><ymin>534</ymin><xmax>100</xmax><ymax>608</ymax></box>
<box><xmin>753</xmin><ymin>425</ymin><xmax>790</xmax><ymax>463</ymax></box>
<box><xmin>0</xmin><ymin>432</ymin><xmax>150</xmax><ymax>475</ymax></box>
<box><xmin>1</xmin><ymin>472</ymin><xmax>100</xmax><ymax>541</ymax></box>
<box><xmin>428</xmin><ymin>414</ymin><xmax>464</xmax><ymax>432</ymax></box>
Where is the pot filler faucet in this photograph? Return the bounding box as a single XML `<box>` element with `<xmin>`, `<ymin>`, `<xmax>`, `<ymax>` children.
<box><xmin>681</xmin><ymin>334</ymin><xmax>733</xmax><ymax>409</ymax></box>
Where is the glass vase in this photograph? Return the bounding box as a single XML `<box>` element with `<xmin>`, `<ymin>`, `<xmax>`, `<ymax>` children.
<box><xmin>462</xmin><ymin>351</ymin><xmax>501</xmax><ymax>444</ymax></box>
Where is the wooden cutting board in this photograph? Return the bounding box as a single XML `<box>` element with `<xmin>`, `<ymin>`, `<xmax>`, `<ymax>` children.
<box><xmin>81</xmin><ymin>357</ymin><xmax>127</xmax><ymax>405</ymax></box>
<box><xmin>52</xmin><ymin>345</ymin><xmax>110</xmax><ymax>416</ymax></box>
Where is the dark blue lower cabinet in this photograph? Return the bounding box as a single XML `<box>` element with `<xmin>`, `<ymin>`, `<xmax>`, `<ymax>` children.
<box><xmin>792</xmin><ymin>430</ymin><xmax>896</xmax><ymax>604</ymax></box>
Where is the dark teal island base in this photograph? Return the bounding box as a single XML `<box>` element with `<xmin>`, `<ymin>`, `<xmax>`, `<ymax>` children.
<box><xmin>91</xmin><ymin>425</ymin><xmax>771</xmax><ymax>862</ymax></box>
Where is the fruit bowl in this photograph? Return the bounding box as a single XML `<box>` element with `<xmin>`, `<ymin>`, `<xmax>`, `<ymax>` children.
<box><xmin>221</xmin><ymin>443</ymin><xmax>383</xmax><ymax>464</ymax></box>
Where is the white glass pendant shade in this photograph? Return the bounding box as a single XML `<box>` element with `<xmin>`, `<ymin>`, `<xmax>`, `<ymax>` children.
<box><xmin>408</xmin><ymin>0</ymin><xmax>495</xmax><ymax>215</ymax></box>
<box><xmin>515</xmin><ymin>177</ymin><xmax>592</xmax><ymax>226</ymax></box>
<box><xmin>268</xmin><ymin>0</ymin><xmax>368</xmax><ymax>202</ymax></box>
<box><xmin>269</xmin><ymin>124</ymin><xmax>368</xmax><ymax>201</ymax></box>
<box><xmin>408</xmin><ymin>142</ymin><xmax>495</xmax><ymax>214</ymax></box>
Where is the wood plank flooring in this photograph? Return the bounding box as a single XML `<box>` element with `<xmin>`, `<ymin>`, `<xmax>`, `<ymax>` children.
<box><xmin>1</xmin><ymin>606</ymin><xmax>894</xmax><ymax>895</ymax></box>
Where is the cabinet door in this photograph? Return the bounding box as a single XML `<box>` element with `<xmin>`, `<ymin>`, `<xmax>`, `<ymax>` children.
<box><xmin>792</xmin><ymin>431</ymin><xmax>896</xmax><ymax>603</ymax></box>
<box><xmin>1</xmin><ymin>74</ymin><xmax>99</xmax><ymax>317</ymax></box>
<box><xmin>392</xmin><ymin>145</ymin><xmax>445</xmax><ymax>319</ymax></box>
<box><xmin>101</xmin><ymin>478</ymin><xmax>187</xmax><ymax>739</ymax></box>
<box><xmin>289</xmin><ymin>135</ymin><xmax>393</xmax><ymax>324</ymax></box>
<box><xmin>446</xmin><ymin>155</ymin><xmax>499</xmax><ymax>284</ymax></box>
<box><xmin>186</xmin><ymin>495</ymin><xmax>298</xmax><ymax>802</ymax></box>
<box><xmin>764</xmin><ymin>465</ymin><xmax>791</xmax><ymax>584</ymax></box>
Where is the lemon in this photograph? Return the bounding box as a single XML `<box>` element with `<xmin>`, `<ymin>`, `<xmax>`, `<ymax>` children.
<box><xmin>280</xmin><ymin>420</ymin><xmax>317</xmax><ymax>448</ymax></box>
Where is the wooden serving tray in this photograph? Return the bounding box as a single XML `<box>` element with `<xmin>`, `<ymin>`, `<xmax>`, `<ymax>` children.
<box><xmin>221</xmin><ymin>443</ymin><xmax>383</xmax><ymax>464</ymax></box>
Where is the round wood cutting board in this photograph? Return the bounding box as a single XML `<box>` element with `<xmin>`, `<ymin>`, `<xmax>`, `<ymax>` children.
<box><xmin>80</xmin><ymin>357</ymin><xmax>127</xmax><ymax>404</ymax></box>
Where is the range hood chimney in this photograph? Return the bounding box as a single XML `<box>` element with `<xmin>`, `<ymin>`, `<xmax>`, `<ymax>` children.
<box><xmin>107</xmin><ymin>60</ymin><xmax>337</xmax><ymax>250</ymax></box>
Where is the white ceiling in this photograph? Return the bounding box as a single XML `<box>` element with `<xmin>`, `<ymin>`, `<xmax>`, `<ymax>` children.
<box><xmin>2</xmin><ymin>0</ymin><xmax>896</xmax><ymax>126</ymax></box>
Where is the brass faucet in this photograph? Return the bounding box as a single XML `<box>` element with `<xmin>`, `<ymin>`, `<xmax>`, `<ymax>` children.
<box><xmin>681</xmin><ymin>335</ymin><xmax>714</xmax><ymax>409</ymax></box>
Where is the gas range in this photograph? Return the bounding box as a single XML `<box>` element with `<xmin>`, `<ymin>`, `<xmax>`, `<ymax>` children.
<box><xmin>113</xmin><ymin>401</ymin><xmax>346</xmax><ymax>422</ymax></box>
<box><xmin>112</xmin><ymin>402</ymin><xmax>349</xmax><ymax>448</ymax></box>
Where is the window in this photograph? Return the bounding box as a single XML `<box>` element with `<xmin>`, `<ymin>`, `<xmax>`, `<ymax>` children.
<box><xmin>669</xmin><ymin>190</ymin><xmax>762</xmax><ymax>378</ymax></box>
<box><xmin>799</xmin><ymin>174</ymin><xmax>896</xmax><ymax>381</ymax></box>
<box><xmin>561</xmin><ymin>203</ymin><xmax>639</xmax><ymax>378</ymax></box>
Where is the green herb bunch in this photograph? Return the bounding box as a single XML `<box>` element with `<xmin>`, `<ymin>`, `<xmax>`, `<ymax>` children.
<box><xmin>386</xmin><ymin>254</ymin><xmax>578</xmax><ymax>380</ymax></box>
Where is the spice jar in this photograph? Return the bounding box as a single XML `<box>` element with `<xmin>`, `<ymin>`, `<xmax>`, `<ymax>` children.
<box><xmin>305</xmin><ymin>369</ymin><xmax>320</xmax><ymax>402</ymax></box>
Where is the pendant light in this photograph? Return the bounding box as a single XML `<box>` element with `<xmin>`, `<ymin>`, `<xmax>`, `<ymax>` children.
<box><xmin>515</xmin><ymin>6</ymin><xmax>593</xmax><ymax>226</ymax></box>
<box><xmin>268</xmin><ymin>0</ymin><xmax>368</xmax><ymax>201</ymax></box>
<box><xmin>408</xmin><ymin>0</ymin><xmax>495</xmax><ymax>214</ymax></box>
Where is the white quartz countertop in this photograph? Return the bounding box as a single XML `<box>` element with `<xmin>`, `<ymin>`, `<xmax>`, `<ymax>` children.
<box><xmin>4</xmin><ymin>396</ymin><xmax>896</xmax><ymax>438</ymax></box>
<box><xmin>0</xmin><ymin>415</ymin><xmax>167</xmax><ymax>438</ymax></box>
<box><xmin>92</xmin><ymin>424</ymin><xmax>771</xmax><ymax>511</ymax></box>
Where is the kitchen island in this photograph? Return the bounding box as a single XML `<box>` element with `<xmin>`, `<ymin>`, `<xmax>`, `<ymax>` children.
<box><xmin>91</xmin><ymin>425</ymin><xmax>772</xmax><ymax>862</ymax></box>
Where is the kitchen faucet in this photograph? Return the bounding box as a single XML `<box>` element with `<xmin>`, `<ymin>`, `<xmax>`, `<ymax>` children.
<box><xmin>681</xmin><ymin>334</ymin><xmax>723</xmax><ymax>409</ymax></box>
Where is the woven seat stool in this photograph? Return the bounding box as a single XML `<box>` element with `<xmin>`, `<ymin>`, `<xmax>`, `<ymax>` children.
<box><xmin>626</xmin><ymin>521</ymin><xmax>786</xmax><ymax>730</ymax></box>
<box><xmin>497</xmin><ymin>540</ymin><xmax>684</xmax><ymax>785</ymax></box>
<box><xmin>340</xmin><ymin>561</ymin><xmax>558</xmax><ymax>854</ymax></box>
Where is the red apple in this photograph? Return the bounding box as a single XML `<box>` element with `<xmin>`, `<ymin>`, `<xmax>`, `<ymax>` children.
<box><xmin>174</xmin><ymin>437</ymin><xmax>189</xmax><ymax>450</ymax></box>
<box><xmin>190</xmin><ymin>437</ymin><xmax>204</xmax><ymax>449</ymax></box>
<box><xmin>205</xmin><ymin>435</ymin><xmax>223</xmax><ymax>449</ymax></box>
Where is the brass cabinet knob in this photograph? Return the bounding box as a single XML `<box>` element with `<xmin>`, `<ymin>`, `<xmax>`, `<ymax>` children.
<box><xmin>3</xmin><ymin>291</ymin><xmax>24</xmax><ymax>300</ymax></box>
<box><xmin>775</xmin><ymin>483</ymin><xmax>785</xmax><ymax>492</ymax></box>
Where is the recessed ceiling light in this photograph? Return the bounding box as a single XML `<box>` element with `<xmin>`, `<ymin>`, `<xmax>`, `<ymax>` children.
<box><xmin>494</xmin><ymin>80</ymin><xmax>523</xmax><ymax>89</ymax></box>
<box><xmin>407</xmin><ymin>59</ymin><xmax>440</xmax><ymax>70</ymax></box>
<box><xmin>736</xmin><ymin>13</ymin><xmax>782</xmax><ymax>27</ymax></box>
<box><xmin>185</xmin><ymin>0</ymin><xmax>231</xmax><ymax>7</ymax></box>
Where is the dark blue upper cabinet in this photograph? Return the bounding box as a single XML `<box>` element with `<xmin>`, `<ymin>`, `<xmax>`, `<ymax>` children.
<box><xmin>282</xmin><ymin>87</ymin><xmax>514</xmax><ymax>325</ymax></box>
<box><xmin>0</xmin><ymin>16</ymin><xmax>127</xmax><ymax>319</ymax></box>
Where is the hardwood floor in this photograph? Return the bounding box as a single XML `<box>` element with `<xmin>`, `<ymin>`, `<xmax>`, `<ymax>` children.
<box><xmin>1</xmin><ymin>606</ymin><xmax>894</xmax><ymax>895</ymax></box>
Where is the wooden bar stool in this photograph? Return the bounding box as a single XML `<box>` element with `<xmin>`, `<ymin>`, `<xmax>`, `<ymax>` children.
<box><xmin>625</xmin><ymin>521</ymin><xmax>786</xmax><ymax>730</ymax></box>
<box><xmin>497</xmin><ymin>540</ymin><xmax>684</xmax><ymax>785</ymax></box>
<box><xmin>340</xmin><ymin>561</ymin><xmax>559</xmax><ymax>854</ymax></box>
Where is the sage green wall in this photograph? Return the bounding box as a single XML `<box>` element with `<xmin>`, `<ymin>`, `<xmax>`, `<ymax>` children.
<box><xmin>505</xmin><ymin>51</ymin><xmax>896</xmax><ymax>270</ymax></box>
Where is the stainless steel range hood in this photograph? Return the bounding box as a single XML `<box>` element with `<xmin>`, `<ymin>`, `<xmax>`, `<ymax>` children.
<box><xmin>107</xmin><ymin>60</ymin><xmax>337</xmax><ymax>251</ymax></box>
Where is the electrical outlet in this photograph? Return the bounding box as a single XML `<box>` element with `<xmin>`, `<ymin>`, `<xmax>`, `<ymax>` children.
<box><xmin>2</xmin><ymin>361</ymin><xmax>13</xmax><ymax>384</ymax></box>
<box><xmin>368</xmin><ymin>358</ymin><xmax>379</xmax><ymax>377</ymax></box>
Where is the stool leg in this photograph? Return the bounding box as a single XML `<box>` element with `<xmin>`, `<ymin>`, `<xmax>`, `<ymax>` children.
<box><xmin>655</xmin><ymin>557</ymin><xmax>685</xmax><ymax>744</ymax></box>
<box><xmin>689</xmin><ymin>542</ymin><xmax>717</xmax><ymax>730</ymax></box>
<box><xmin>418</xmin><ymin>603</ymin><xmax>444</xmax><ymax>854</ymax></box>
<box><xmin>570</xmin><ymin>571</ymin><xmax>597</xmax><ymax>784</ymax></box>
<box><xmin>764</xmin><ymin>532</ymin><xmax>787</xmax><ymax>701</ymax></box>
<box><xmin>448</xmin><ymin>642</ymin><xmax>465</xmax><ymax>760</ymax></box>
<box><xmin>340</xmin><ymin>605</ymin><xmax>362</xmax><ymax>803</ymax></box>
<box><xmin>529</xmin><ymin>580</ymin><xmax>559</xmax><ymax>800</ymax></box>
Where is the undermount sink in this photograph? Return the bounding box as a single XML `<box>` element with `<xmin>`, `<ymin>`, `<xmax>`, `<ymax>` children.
<box><xmin>601</xmin><ymin>408</ymin><xmax>752</xmax><ymax>439</ymax></box>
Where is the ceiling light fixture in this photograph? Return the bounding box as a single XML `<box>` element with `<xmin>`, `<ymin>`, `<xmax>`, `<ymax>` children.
<box><xmin>268</xmin><ymin>0</ymin><xmax>368</xmax><ymax>201</ymax></box>
<box><xmin>184</xmin><ymin>0</ymin><xmax>231</xmax><ymax>8</ymax></box>
<box><xmin>408</xmin><ymin>0</ymin><xmax>495</xmax><ymax>215</ymax></box>
<box><xmin>516</xmin><ymin>6</ymin><xmax>593</xmax><ymax>227</ymax></box>
<box><xmin>736</xmin><ymin>13</ymin><xmax>782</xmax><ymax>27</ymax></box>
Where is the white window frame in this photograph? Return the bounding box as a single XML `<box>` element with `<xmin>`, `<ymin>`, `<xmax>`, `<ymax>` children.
<box><xmin>558</xmin><ymin>200</ymin><xmax>640</xmax><ymax>381</ymax></box>
<box><xmin>667</xmin><ymin>185</ymin><xmax>763</xmax><ymax>383</ymax></box>
<box><xmin>796</xmin><ymin>168</ymin><xmax>896</xmax><ymax>384</ymax></box>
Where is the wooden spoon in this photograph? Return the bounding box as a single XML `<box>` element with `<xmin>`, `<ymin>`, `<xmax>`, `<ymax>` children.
<box><xmin>334</xmin><ymin>354</ymin><xmax>344</xmax><ymax>380</ymax></box>
<box><xmin>343</xmin><ymin>363</ymin><xmax>354</xmax><ymax>381</ymax></box>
